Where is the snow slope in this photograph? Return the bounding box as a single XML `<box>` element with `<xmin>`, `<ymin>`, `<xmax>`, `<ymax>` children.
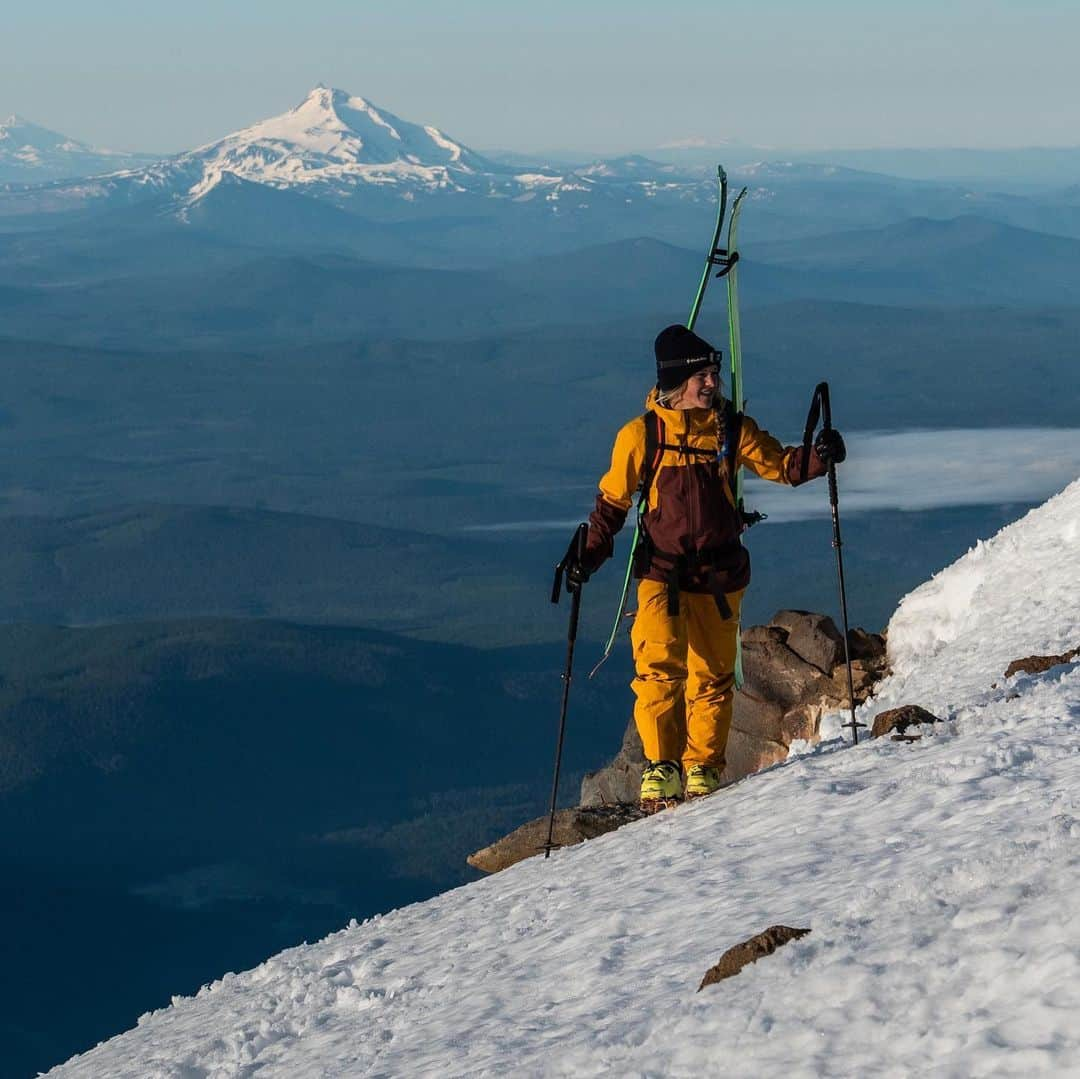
<box><xmin>51</xmin><ymin>479</ymin><xmax>1080</xmax><ymax>1077</ymax></box>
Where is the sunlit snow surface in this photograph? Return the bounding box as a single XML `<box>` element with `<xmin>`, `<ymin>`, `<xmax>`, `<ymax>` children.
<box><xmin>180</xmin><ymin>86</ymin><xmax>486</xmax><ymax>202</ymax></box>
<box><xmin>52</xmin><ymin>480</ymin><xmax>1080</xmax><ymax>1077</ymax></box>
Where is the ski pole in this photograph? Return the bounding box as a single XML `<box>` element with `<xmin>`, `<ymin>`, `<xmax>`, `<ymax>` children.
<box><xmin>543</xmin><ymin>522</ymin><xmax>589</xmax><ymax>858</ymax></box>
<box><xmin>801</xmin><ymin>383</ymin><xmax>866</xmax><ymax>745</ymax></box>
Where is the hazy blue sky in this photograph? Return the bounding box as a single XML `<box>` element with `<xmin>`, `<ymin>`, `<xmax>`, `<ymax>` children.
<box><xmin>4</xmin><ymin>0</ymin><xmax>1078</xmax><ymax>154</ymax></box>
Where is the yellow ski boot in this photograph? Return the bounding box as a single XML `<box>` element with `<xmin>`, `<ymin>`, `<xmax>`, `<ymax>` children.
<box><xmin>639</xmin><ymin>760</ymin><xmax>683</xmax><ymax>813</ymax></box>
<box><xmin>684</xmin><ymin>764</ymin><xmax>723</xmax><ymax>799</ymax></box>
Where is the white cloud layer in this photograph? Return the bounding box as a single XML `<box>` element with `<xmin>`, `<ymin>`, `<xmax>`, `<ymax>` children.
<box><xmin>751</xmin><ymin>427</ymin><xmax>1080</xmax><ymax>523</ymax></box>
<box><xmin>469</xmin><ymin>428</ymin><xmax>1080</xmax><ymax>532</ymax></box>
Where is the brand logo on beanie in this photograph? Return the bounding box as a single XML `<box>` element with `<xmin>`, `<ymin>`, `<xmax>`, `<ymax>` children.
<box><xmin>657</xmin><ymin>352</ymin><xmax>719</xmax><ymax>370</ymax></box>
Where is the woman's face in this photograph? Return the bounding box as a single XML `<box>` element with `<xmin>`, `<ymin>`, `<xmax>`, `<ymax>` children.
<box><xmin>671</xmin><ymin>364</ymin><xmax>719</xmax><ymax>409</ymax></box>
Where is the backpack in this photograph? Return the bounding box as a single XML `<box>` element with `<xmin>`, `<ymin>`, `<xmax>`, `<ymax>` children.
<box><xmin>631</xmin><ymin>399</ymin><xmax>745</xmax><ymax>617</ymax></box>
<box><xmin>637</xmin><ymin>398</ymin><xmax>743</xmax><ymax>513</ymax></box>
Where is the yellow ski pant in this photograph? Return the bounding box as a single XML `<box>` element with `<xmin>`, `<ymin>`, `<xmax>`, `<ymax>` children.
<box><xmin>630</xmin><ymin>579</ymin><xmax>744</xmax><ymax>770</ymax></box>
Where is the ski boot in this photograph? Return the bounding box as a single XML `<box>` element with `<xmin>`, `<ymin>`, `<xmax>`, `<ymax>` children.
<box><xmin>639</xmin><ymin>760</ymin><xmax>683</xmax><ymax>814</ymax></box>
<box><xmin>684</xmin><ymin>764</ymin><xmax>723</xmax><ymax>800</ymax></box>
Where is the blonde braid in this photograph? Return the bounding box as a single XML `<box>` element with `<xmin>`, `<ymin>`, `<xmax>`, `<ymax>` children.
<box><xmin>714</xmin><ymin>393</ymin><xmax>730</xmax><ymax>479</ymax></box>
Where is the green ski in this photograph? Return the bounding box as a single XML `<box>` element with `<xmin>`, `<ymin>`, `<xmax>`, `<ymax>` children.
<box><xmin>726</xmin><ymin>185</ymin><xmax>747</xmax><ymax>498</ymax></box>
<box><xmin>725</xmin><ymin>184</ymin><xmax>750</xmax><ymax>688</ymax></box>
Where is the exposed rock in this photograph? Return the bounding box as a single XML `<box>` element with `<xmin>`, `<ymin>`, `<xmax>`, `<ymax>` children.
<box><xmin>847</xmin><ymin>627</ymin><xmax>887</xmax><ymax>662</ymax></box>
<box><xmin>731</xmin><ymin>689</ymin><xmax>789</xmax><ymax>746</ymax></box>
<box><xmin>771</xmin><ymin>610</ymin><xmax>846</xmax><ymax>674</ymax></box>
<box><xmin>825</xmin><ymin>659</ymin><xmax>879</xmax><ymax>708</ymax></box>
<box><xmin>871</xmin><ymin>704</ymin><xmax>943</xmax><ymax>739</ymax></box>
<box><xmin>1004</xmin><ymin>646</ymin><xmax>1080</xmax><ymax>679</ymax></box>
<box><xmin>723</xmin><ymin>725</ymin><xmax>786</xmax><ymax>783</ymax></box>
<box><xmin>473</xmin><ymin>610</ymin><xmax>891</xmax><ymax>873</ymax></box>
<box><xmin>741</xmin><ymin>632</ymin><xmax>831</xmax><ymax>710</ymax></box>
<box><xmin>698</xmin><ymin>925</ymin><xmax>811</xmax><ymax>990</ymax></box>
<box><xmin>741</xmin><ymin>624</ymin><xmax>787</xmax><ymax>646</ymax></box>
<box><xmin>466</xmin><ymin>804</ymin><xmax>642</xmax><ymax>874</ymax></box>
<box><xmin>724</xmin><ymin>688</ymin><xmax>821</xmax><ymax>786</ymax></box>
<box><xmin>579</xmin><ymin>718</ymin><xmax>647</xmax><ymax>807</ymax></box>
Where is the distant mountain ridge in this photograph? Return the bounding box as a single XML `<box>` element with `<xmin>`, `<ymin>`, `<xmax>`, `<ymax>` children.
<box><xmin>0</xmin><ymin>86</ymin><xmax>718</xmax><ymax>220</ymax></box>
<box><xmin>3</xmin><ymin>86</ymin><xmax>1080</xmax><ymax>263</ymax></box>
<box><xmin>0</xmin><ymin>114</ymin><xmax>157</xmax><ymax>183</ymax></box>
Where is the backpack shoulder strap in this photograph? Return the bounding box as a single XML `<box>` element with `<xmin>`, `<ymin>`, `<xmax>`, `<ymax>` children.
<box><xmin>638</xmin><ymin>410</ymin><xmax>665</xmax><ymax>508</ymax></box>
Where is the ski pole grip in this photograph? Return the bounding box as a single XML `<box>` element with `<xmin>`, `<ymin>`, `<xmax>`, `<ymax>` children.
<box><xmin>802</xmin><ymin>391</ymin><xmax>820</xmax><ymax>449</ymax></box>
<box><xmin>552</xmin><ymin>523</ymin><xmax>589</xmax><ymax>605</ymax></box>
<box><xmin>816</xmin><ymin>381</ymin><xmax>833</xmax><ymax>431</ymax></box>
<box><xmin>574</xmin><ymin>521</ymin><xmax>588</xmax><ymax>564</ymax></box>
<box><xmin>801</xmin><ymin>386</ymin><xmax>822</xmax><ymax>484</ymax></box>
<box><xmin>800</xmin><ymin>381</ymin><xmax>834</xmax><ymax>484</ymax></box>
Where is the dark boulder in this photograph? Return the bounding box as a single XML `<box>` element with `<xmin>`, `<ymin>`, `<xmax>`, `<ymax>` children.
<box><xmin>771</xmin><ymin>610</ymin><xmax>846</xmax><ymax>674</ymax></box>
<box><xmin>847</xmin><ymin>626</ymin><xmax>887</xmax><ymax>662</ymax></box>
<box><xmin>741</xmin><ymin>630</ymin><xmax>831</xmax><ymax>710</ymax></box>
<box><xmin>871</xmin><ymin>704</ymin><xmax>943</xmax><ymax>739</ymax></box>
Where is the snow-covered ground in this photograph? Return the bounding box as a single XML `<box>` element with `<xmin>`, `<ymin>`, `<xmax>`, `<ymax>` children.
<box><xmin>51</xmin><ymin>479</ymin><xmax>1080</xmax><ymax>1077</ymax></box>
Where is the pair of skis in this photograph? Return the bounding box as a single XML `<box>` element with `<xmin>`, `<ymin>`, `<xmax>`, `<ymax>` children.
<box><xmin>590</xmin><ymin>166</ymin><xmax>750</xmax><ymax>681</ymax></box>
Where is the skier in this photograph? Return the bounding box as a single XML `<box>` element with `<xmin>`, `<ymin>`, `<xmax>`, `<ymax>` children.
<box><xmin>565</xmin><ymin>324</ymin><xmax>845</xmax><ymax>810</ymax></box>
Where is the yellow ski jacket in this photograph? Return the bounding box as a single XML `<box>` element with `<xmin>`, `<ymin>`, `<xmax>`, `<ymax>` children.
<box><xmin>585</xmin><ymin>388</ymin><xmax>826</xmax><ymax>595</ymax></box>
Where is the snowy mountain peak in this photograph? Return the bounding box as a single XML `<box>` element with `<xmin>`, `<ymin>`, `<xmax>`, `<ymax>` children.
<box><xmin>180</xmin><ymin>85</ymin><xmax>488</xmax><ymax>203</ymax></box>
<box><xmin>291</xmin><ymin>85</ymin><xmax>384</xmax><ymax>132</ymax></box>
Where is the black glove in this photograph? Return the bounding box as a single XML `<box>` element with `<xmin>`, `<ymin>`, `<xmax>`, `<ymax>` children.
<box><xmin>562</xmin><ymin>525</ymin><xmax>597</xmax><ymax>589</ymax></box>
<box><xmin>565</xmin><ymin>561</ymin><xmax>591</xmax><ymax>587</ymax></box>
<box><xmin>566</xmin><ymin>554</ymin><xmax>591</xmax><ymax>588</ymax></box>
<box><xmin>814</xmin><ymin>428</ymin><xmax>846</xmax><ymax>465</ymax></box>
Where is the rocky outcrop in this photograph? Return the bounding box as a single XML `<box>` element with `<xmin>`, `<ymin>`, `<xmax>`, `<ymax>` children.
<box><xmin>466</xmin><ymin>805</ymin><xmax>643</xmax><ymax>874</ymax></box>
<box><xmin>770</xmin><ymin>609</ymin><xmax>846</xmax><ymax>674</ymax></box>
<box><xmin>698</xmin><ymin>925</ymin><xmax>811</xmax><ymax>990</ymax></box>
<box><xmin>1004</xmin><ymin>646</ymin><xmax>1080</xmax><ymax>679</ymax></box>
<box><xmin>581</xmin><ymin>611</ymin><xmax>888</xmax><ymax>806</ymax></box>
<box><xmin>468</xmin><ymin>611</ymin><xmax>890</xmax><ymax>875</ymax></box>
<box><xmin>578</xmin><ymin>712</ymin><xmax>648</xmax><ymax>808</ymax></box>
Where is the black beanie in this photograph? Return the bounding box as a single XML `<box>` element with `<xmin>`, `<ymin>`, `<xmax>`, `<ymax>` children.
<box><xmin>654</xmin><ymin>325</ymin><xmax>721</xmax><ymax>392</ymax></box>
